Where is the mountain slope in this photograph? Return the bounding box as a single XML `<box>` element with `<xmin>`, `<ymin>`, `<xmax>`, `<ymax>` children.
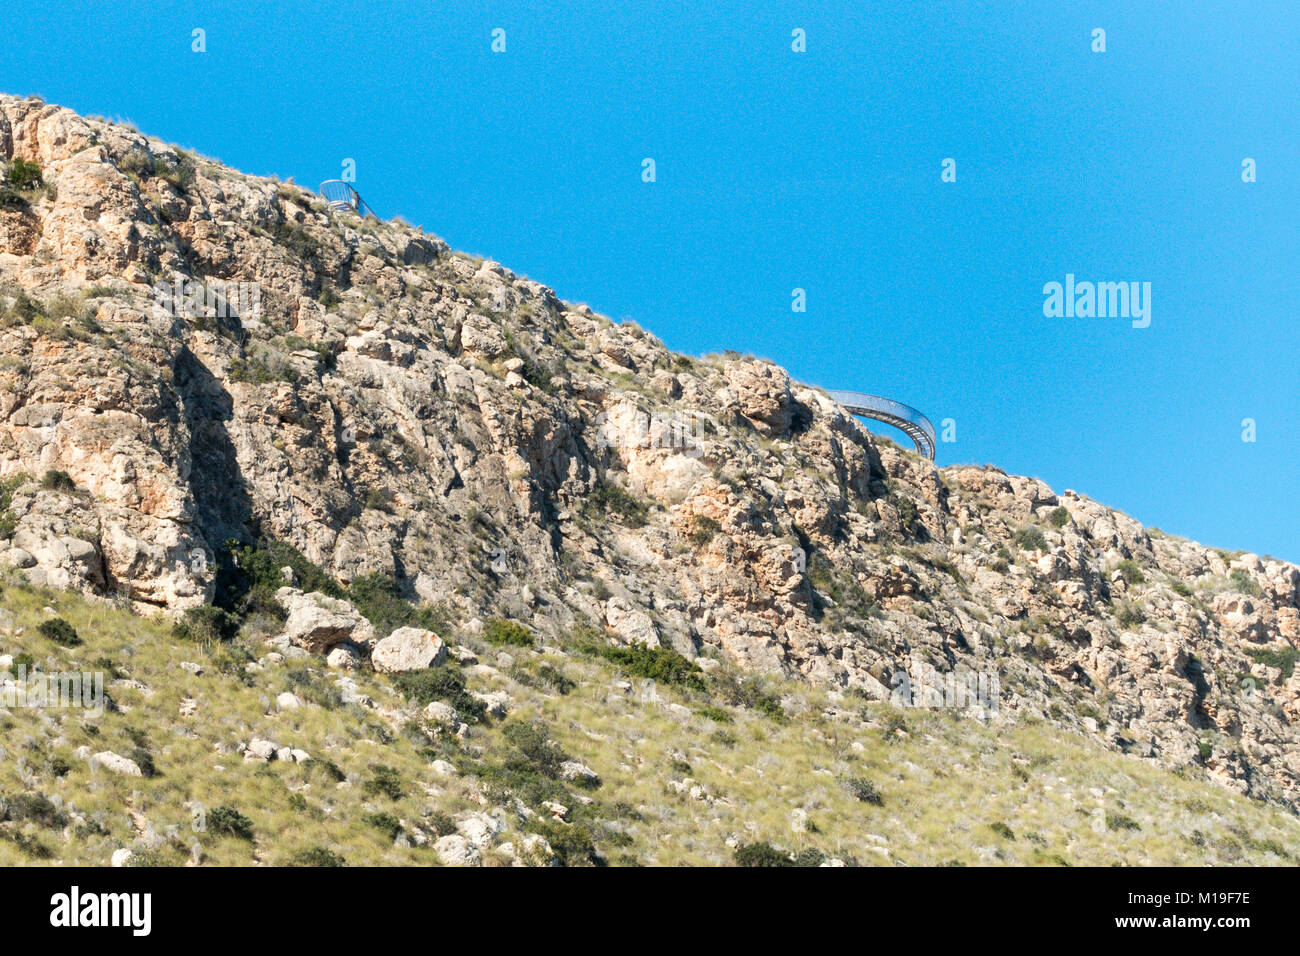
<box><xmin>1</xmin><ymin>93</ymin><xmax>1299</xmax><ymax>825</ymax></box>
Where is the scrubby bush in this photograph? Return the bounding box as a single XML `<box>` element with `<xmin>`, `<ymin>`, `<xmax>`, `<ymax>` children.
<box><xmin>208</xmin><ymin>806</ymin><xmax>254</xmax><ymax>841</ymax></box>
<box><xmin>734</xmin><ymin>842</ymin><xmax>792</xmax><ymax>867</ymax></box>
<box><xmin>392</xmin><ymin>665</ymin><xmax>487</xmax><ymax>722</ymax></box>
<box><xmin>1115</xmin><ymin>601</ymin><xmax>1146</xmax><ymax>629</ymax></box>
<box><xmin>482</xmin><ymin>618</ymin><xmax>534</xmax><ymax>648</ymax></box>
<box><xmin>586</xmin><ymin>483</ymin><xmax>648</xmax><ymax>528</ymax></box>
<box><xmin>842</xmin><ymin>777</ymin><xmax>883</xmax><ymax>805</ymax></box>
<box><xmin>7</xmin><ymin>158</ymin><xmax>43</xmax><ymax>191</ymax></box>
<box><xmin>686</xmin><ymin>514</ymin><xmax>720</xmax><ymax>547</ymax></box>
<box><xmin>349</xmin><ymin>572</ymin><xmax>449</xmax><ymax>634</ymax></box>
<box><xmin>287</xmin><ymin>846</ymin><xmax>346</xmax><ymax>866</ymax></box>
<box><xmin>990</xmin><ymin>821</ymin><xmax>1016</xmax><ymax>840</ymax></box>
<box><xmin>37</xmin><ymin>617</ymin><xmax>81</xmax><ymax>647</ymax></box>
<box><xmin>364</xmin><ymin>812</ymin><xmax>402</xmax><ymax>842</ymax></box>
<box><xmin>363</xmin><ymin>765</ymin><xmax>405</xmax><ymax>801</ymax></box>
<box><xmin>1047</xmin><ymin>506</ymin><xmax>1070</xmax><ymax>528</ymax></box>
<box><xmin>1115</xmin><ymin>559</ymin><xmax>1145</xmax><ymax>585</ymax></box>
<box><xmin>40</xmin><ymin>469</ymin><xmax>76</xmax><ymax>492</ymax></box>
<box><xmin>596</xmin><ymin>643</ymin><xmax>706</xmax><ymax>692</ymax></box>
<box><xmin>1245</xmin><ymin>645</ymin><xmax>1299</xmax><ymax>679</ymax></box>
<box><xmin>172</xmin><ymin>605</ymin><xmax>240</xmax><ymax>645</ymax></box>
<box><xmin>1014</xmin><ymin>526</ymin><xmax>1048</xmax><ymax>552</ymax></box>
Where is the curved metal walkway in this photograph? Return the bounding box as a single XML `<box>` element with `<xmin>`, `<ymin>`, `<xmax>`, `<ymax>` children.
<box><xmin>319</xmin><ymin>180</ymin><xmax>376</xmax><ymax>218</ymax></box>
<box><xmin>826</xmin><ymin>389</ymin><xmax>936</xmax><ymax>460</ymax></box>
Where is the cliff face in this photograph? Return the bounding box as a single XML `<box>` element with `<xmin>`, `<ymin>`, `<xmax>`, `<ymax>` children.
<box><xmin>2</xmin><ymin>94</ymin><xmax>1298</xmax><ymax>808</ymax></box>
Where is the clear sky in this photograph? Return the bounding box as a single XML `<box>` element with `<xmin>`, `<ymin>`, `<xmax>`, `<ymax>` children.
<box><xmin>3</xmin><ymin>1</ymin><xmax>1297</xmax><ymax>561</ymax></box>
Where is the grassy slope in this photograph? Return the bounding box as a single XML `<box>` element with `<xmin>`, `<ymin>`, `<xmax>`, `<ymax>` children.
<box><xmin>0</xmin><ymin>570</ymin><xmax>1296</xmax><ymax>866</ymax></box>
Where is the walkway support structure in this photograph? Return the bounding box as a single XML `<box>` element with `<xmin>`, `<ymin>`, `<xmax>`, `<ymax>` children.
<box><xmin>827</xmin><ymin>389</ymin><xmax>936</xmax><ymax>460</ymax></box>
<box><xmin>319</xmin><ymin>180</ymin><xmax>376</xmax><ymax>218</ymax></box>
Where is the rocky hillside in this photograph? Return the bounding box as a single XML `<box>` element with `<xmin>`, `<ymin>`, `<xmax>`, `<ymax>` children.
<box><xmin>2</xmin><ymin>93</ymin><xmax>1299</xmax><ymax>819</ymax></box>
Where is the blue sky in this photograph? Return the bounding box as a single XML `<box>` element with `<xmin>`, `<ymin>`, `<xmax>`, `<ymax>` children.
<box><xmin>3</xmin><ymin>1</ymin><xmax>1297</xmax><ymax>560</ymax></box>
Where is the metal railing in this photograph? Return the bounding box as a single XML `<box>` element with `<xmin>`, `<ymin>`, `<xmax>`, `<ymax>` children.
<box><xmin>826</xmin><ymin>389</ymin><xmax>937</xmax><ymax>460</ymax></box>
<box><xmin>318</xmin><ymin>180</ymin><xmax>376</xmax><ymax>218</ymax></box>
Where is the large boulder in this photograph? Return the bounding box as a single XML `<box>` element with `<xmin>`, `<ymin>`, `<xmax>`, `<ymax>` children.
<box><xmin>275</xmin><ymin>587</ymin><xmax>375</xmax><ymax>654</ymax></box>
<box><xmin>371</xmin><ymin>627</ymin><xmax>446</xmax><ymax>673</ymax></box>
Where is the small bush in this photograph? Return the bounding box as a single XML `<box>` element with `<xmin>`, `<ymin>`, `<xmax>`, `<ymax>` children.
<box><xmin>7</xmin><ymin>158</ymin><xmax>43</xmax><ymax>191</ymax></box>
<box><xmin>1047</xmin><ymin>506</ymin><xmax>1070</xmax><ymax>528</ymax></box>
<box><xmin>989</xmin><ymin>821</ymin><xmax>1016</xmax><ymax>840</ymax></box>
<box><xmin>393</xmin><ymin>666</ymin><xmax>487</xmax><ymax>722</ymax></box>
<box><xmin>586</xmin><ymin>483</ymin><xmax>648</xmax><ymax>528</ymax></box>
<box><xmin>1106</xmin><ymin>813</ymin><xmax>1141</xmax><ymax>832</ymax></box>
<box><xmin>172</xmin><ymin>605</ymin><xmax>240</xmax><ymax>645</ymax></box>
<box><xmin>1115</xmin><ymin>601</ymin><xmax>1145</xmax><ymax>630</ymax></box>
<box><xmin>596</xmin><ymin>643</ymin><xmax>706</xmax><ymax>692</ymax></box>
<box><xmin>482</xmin><ymin>618</ymin><xmax>534</xmax><ymax>648</ymax></box>
<box><xmin>40</xmin><ymin>469</ymin><xmax>76</xmax><ymax>492</ymax></box>
<box><xmin>288</xmin><ymin>846</ymin><xmax>346</xmax><ymax>867</ymax></box>
<box><xmin>1014</xmin><ymin>526</ymin><xmax>1048</xmax><ymax>552</ymax></box>
<box><xmin>734</xmin><ymin>842</ymin><xmax>792</xmax><ymax>867</ymax></box>
<box><xmin>364</xmin><ymin>812</ymin><xmax>402</xmax><ymax>842</ymax></box>
<box><xmin>686</xmin><ymin>515</ymin><xmax>720</xmax><ymax>547</ymax></box>
<box><xmin>1115</xmin><ymin>559</ymin><xmax>1145</xmax><ymax>585</ymax></box>
<box><xmin>1230</xmin><ymin>568</ymin><xmax>1262</xmax><ymax>596</ymax></box>
<box><xmin>363</xmin><ymin>765</ymin><xmax>405</xmax><ymax>801</ymax></box>
<box><xmin>843</xmin><ymin>777</ymin><xmax>883</xmax><ymax>805</ymax></box>
<box><xmin>37</xmin><ymin>617</ymin><xmax>81</xmax><ymax>647</ymax></box>
<box><xmin>208</xmin><ymin>806</ymin><xmax>254</xmax><ymax>841</ymax></box>
<box><xmin>1245</xmin><ymin>645</ymin><xmax>1299</xmax><ymax>679</ymax></box>
<box><xmin>696</xmin><ymin>705</ymin><xmax>732</xmax><ymax>723</ymax></box>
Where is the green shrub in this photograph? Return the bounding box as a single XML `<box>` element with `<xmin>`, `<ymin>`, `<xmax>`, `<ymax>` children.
<box><xmin>686</xmin><ymin>515</ymin><xmax>720</xmax><ymax>547</ymax></box>
<box><xmin>1014</xmin><ymin>526</ymin><xmax>1048</xmax><ymax>552</ymax></box>
<box><xmin>208</xmin><ymin>806</ymin><xmax>254</xmax><ymax>840</ymax></box>
<box><xmin>1230</xmin><ymin>568</ymin><xmax>1262</xmax><ymax>596</ymax></box>
<box><xmin>363</xmin><ymin>765</ymin><xmax>405</xmax><ymax>801</ymax></box>
<box><xmin>2</xmin><ymin>792</ymin><xmax>68</xmax><ymax>828</ymax></box>
<box><xmin>273</xmin><ymin>222</ymin><xmax>321</xmax><ymax>262</ymax></box>
<box><xmin>7</xmin><ymin>158</ymin><xmax>43</xmax><ymax>191</ymax></box>
<box><xmin>734</xmin><ymin>842</ymin><xmax>792</xmax><ymax>867</ymax></box>
<box><xmin>1106</xmin><ymin>813</ymin><xmax>1141</xmax><ymax>832</ymax></box>
<box><xmin>1115</xmin><ymin>559</ymin><xmax>1145</xmax><ymax>585</ymax></box>
<box><xmin>172</xmin><ymin>604</ymin><xmax>240</xmax><ymax>645</ymax></box>
<box><xmin>287</xmin><ymin>846</ymin><xmax>346</xmax><ymax>866</ymax></box>
<box><xmin>843</xmin><ymin>777</ymin><xmax>883</xmax><ymax>805</ymax></box>
<box><xmin>40</xmin><ymin>469</ymin><xmax>76</xmax><ymax>492</ymax></box>
<box><xmin>427</xmin><ymin>812</ymin><xmax>456</xmax><ymax>837</ymax></box>
<box><xmin>482</xmin><ymin>618</ymin><xmax>534</xmax><ymax>648</ymax></box>
<box><xmin>393</xmin><ymin>666</ymin><xmax>487</xmax><ymax>722</ymax></box>
<box><xmin>1245</xmin><ymin>645</ymin><xmax>1299</xmax><ymax>679</ymax></box>
<box><xmin>1047</xmin><ymin>506</ymin><xmax>1070</xmax><ymax>528</ymax></box>
<box><xmin>364</xmin><ymin>812</ymin><xmax>402</xmax><ymax>842</ymax></box>
<box><xmin>502</xmin><ymin>720</ymin><xmax>568</xmax><ymax>778</ymax></box>
<box><xmin>711</xmin><ymin>670</ymin><xmax>785</xmax><ymax>718</ymax></box>
<box><xmin>37</xmin><ymin>617</ymin><xmax>81</xmax><ymax>647</ymax></box>
<box><xmin>896</xmin><ymin>497</ymin><xmax>919</xmax><ymax>530</ymax></box>
<box><xmin>696</xmin><ymin>705</ymin><xmax>732</xmax><ymax>723</ymax></box>
<box><xmin>348</xmin><ymin>573</ymin><xmax>449</xmax><ymax>634</ymax></box>
<box><xmin>131</xmin><ymin>747</ymin><xmax>159</xmax><ymax>779</ymax></box>
<box><xmin>596</xmin><ymin>643</ymin><xmax>706</xmax><ymax>692</ymax></box>
<box><xmin>989</xmin><ymin>821</ymin><xmax>1016</xmax><ymax>840</ymax></box>
<box><xmin>526</xmin><ymin>817</ymin><xmax>599</xmax><ymax>866</ymax></box>
<box><xmin>586</xmin><ymin>483</ymin><xmax>648</xmax><ymax>528</ymax></box>
<box><xmin>1115</xmin><ymin>601</ymin><xmax>1145</xmax><ymax>630</ymax></box>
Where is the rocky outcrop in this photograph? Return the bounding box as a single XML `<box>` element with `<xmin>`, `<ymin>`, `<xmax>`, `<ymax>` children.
<box><xmin>371</xmin><ymin>626</ymin><xmax>445</xmax><ymax>673</ymax></box>
<box><xmin>2</xmin><ymin>94</ymin><xmax>1300</xmax><ymax>810</ymax></box>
